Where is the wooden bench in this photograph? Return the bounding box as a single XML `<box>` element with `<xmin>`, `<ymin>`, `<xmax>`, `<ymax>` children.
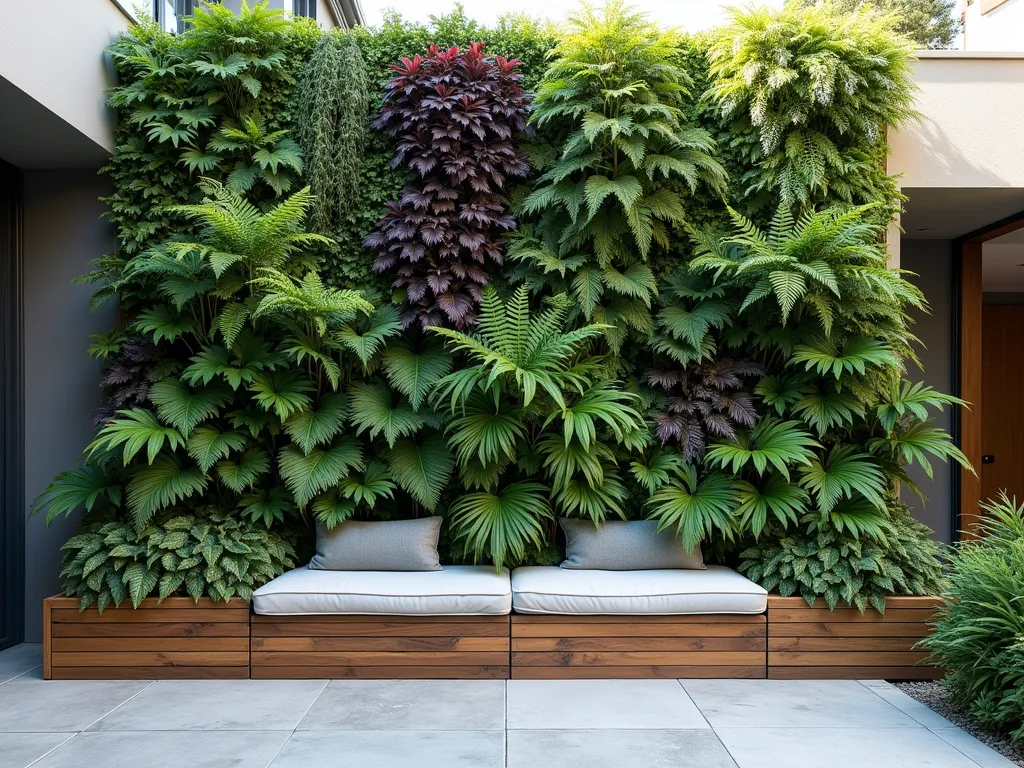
<box><xmin>767</xmin><ymin>596</ymin><xmax>942</xmax><ymax>680</ymax></box>
<box><xmin>510</xmin><ymin>614</ymin><xmax>767</xmax><ymax>679</ymax></box>
<box><xmin>250</xmin><ymin>614</ymin><xmax>511</xmax><ymax>679</ymax></box>
<box><xmin>42</xmin><ymin>596</ymin><xmax>250</xmax><ymax>680</ymax></box>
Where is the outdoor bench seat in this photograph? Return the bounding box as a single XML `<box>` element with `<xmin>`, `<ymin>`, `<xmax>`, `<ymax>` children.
<box><xmin>509</xmin><ymin>566</ymin><xmax>768</xmax><ymax>679</ymax></box>
<box><xmin>252</xmin><ymin>565</ymin><xmax>512</xmax><ymax>616</ymax></box>
<box><xmin>249</xmin><ymin>566</ymin><xmax>512</xmax><ymax>679</ymax></box>
<box><xmin>510</xmin><ymin>565</ymin><xmax>768</xmax><ymax>615</ymax></box>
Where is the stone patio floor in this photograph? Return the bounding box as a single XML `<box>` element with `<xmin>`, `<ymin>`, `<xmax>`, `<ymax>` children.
<box><xmin>0</xmin><ymin>643</ymin><xmax>1014</xmax><ymax>768</ymax></box>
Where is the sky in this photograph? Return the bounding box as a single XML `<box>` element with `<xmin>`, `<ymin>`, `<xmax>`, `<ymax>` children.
<box><xmin>361</xmin><ymin>0</ymin><xmax>787</xmax><ymax>31</ymax></box>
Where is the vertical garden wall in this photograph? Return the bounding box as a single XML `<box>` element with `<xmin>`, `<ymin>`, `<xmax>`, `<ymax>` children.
<box><xmin>35</xmin><ymin>0</ymin><xmax>968</xmax><ymax>614</ymax></box>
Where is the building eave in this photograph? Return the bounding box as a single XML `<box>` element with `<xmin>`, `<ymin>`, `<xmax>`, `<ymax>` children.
<box><xmin>326</xmin><ymin>0</ymin><xmax>365</xmax><ymax>28</ymax></box>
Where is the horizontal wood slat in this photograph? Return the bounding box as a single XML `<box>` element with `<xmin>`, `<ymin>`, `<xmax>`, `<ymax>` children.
<box><xmin>768</xmin><ymin>622</ymin><xmax>931</xmax><ymax>638</ymax></box>
<box><xmin>512</xmin><ymin>622</ymin><xmax>766</xmax><ymax>638</ymax></box>
<box><xmin>513</xmin><ymin>651</ymin><xmax>765</xmax><ymax>666</ymax></box>
<box><xmin>511</xmin><ymin>614</ymin><xmax>765</xmax><ymax>624</ymax></box>
<box><xmin>765</xmin><ymin>596</ymin><xmax>942</xmax><ymax>680</ymax></box>
<box><xmin>43</xmin><ymin>596</ymin><xmax>250</xmax><ymax>680</ymax></box>
<box><xmin>249</xmin><ymin>614</ymin><xmax>511</xmax><ymax>680</ymax></box>
<box><xmin>769</xmin><ymin>608</ymin><xmax>937</xmax><ymax>623</ymax></box>
<box><xmin>53</xmin><ymin>651</ymin><xmax>250</xmax><ymax>667</ymax></box>
<box><xmin>50</xmin><ymin>608</ymin><xmax>248</xmax><ymax>624</ymax></box>
<box><xmin>252</xmin><ymin>620</ymin><xmax>510</xmax><ymax>637</ymax></box>
<box><xmin>253</xmin><ymin>636</ymin><xmax>507</xmax><ymax>652</ymax></box>
<box><xmin>252</xmin><ymin>651</ymin><xmax>510</xmax><ymax>666</ymax></box>
<box><xmin>510</xmin><ymin>614</ymin><xmax>767</xmax><ymax>679</ymax></box>
<box><xmin>768</xmin><ymin>636</ymin><xmax>923</xmax><ymax>652</ymax></box>
<box><xmin>49</xmin><ymin>666</ymin><xmax>250</xmax><ymax>680</ymax></box>
<box><xmin>513</xmin><ymin>637</ymin><xmax>764</xmax><ymax>652</ymax></box>
<box><xmin>53</xmin><ymin>637</ymin><xmax>248</xmax><ymax>653</ymax></box>
<box><xmin>50</xmin><ymin>621</ymin><xmax>250</xmax><ymax>638</ymax></box>
<box><xmin>512</xmin><ymin>665</ymin><xmax>766</xmax><ymax>680</ymax></box>
<box><xmin>252</xmin><ymin>665</ymin><xmax>510</xmax><ymax>680</ymax></box>
<box><xmin>769</xmin><ymin>651</ymin><xmax>930</xmax><ymax>666</ymax></box>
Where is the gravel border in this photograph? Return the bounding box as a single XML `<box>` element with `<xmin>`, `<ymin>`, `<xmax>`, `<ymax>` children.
<box><xmin>895</xmin><ymin>681</ymin><xmax>1024</xmax><ymax>767</ymax></box>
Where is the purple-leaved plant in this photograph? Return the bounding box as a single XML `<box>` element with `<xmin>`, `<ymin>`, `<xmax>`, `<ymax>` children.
<box><xmin>364</xmin><ymin>43</ymin><xmax>531</xmax><ymax>329</ymax></box>
<box><xmin>646</xmin><ymin>359</ymin><xmax>763</xmax><ymax>462</ymax></box>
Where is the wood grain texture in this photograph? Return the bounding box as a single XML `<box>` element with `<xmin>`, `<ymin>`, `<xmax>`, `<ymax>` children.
<box><xmin>249</xmin><ymin>614</ymin><xmax>511</xmax><ymax>680</ymax></box>
<box><xmin>765</xmin><ymin>596</ymin><xmax>942</xmax><ymax>680</ymax></box>
<box><xmin>981</xmin><ymin>306</ymin><xmax>1024</xmax><ymax>504</ymax></box>
<box><xmin>512</xmin><ymin>637</ymin><xmax>765</xmax><ymax>652</ymax></box>
<box><xmin>960</xmin><ymin>241</ymin><xmax>983</xmax><ymax>538</ymax></box>
<box><xmin>509</xmin><ymin>614</ymin><xmax>767</xmax><ymax>679</ymax></box>
<box><xmin>42</xmin><ymin>596</ymin><xmax>250</xmax><ymax>680</ymax></box>
<box><xmin>252</xmin><ymin>665</ymin><xmax>510</xmax><ymax>680</ymax></box>
<box><xmin>512</xmin><ymin>665</ymin><xmax>766</xmax><ymax>680</ymax></box>
<box><xmin>49</xmin><ymin>666</ymin><xmax>250</xmax><ymax>680</ymax></box>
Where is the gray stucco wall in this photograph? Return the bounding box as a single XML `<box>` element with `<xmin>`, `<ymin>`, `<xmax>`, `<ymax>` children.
<box><xmin>900</xmin><ymin>239</ymin><xmax>955</xmax><ymax>543</ymax></box>
<box><xmin>22</xmin><ymin>170</ymin><xmax>116</xmax><ymax>641</ymax></box>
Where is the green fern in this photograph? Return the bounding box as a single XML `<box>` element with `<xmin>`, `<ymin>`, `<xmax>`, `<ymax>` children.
<box><xmin>282</xmin><ymin>394</ymin><xmax>348</xmax><ymax>455</ymax></box>
<box><xmin>277</xmin><ymin>436</ymin><xmax>364</xmax><ymax>508</ymax></box>
<box><xmin>126</xmin><ymin>454</ymin><xmax>209</xmax><ymax>530</ymax></box>
<box><xmin>383</xmin><ymin>433</ymin><xmax>455</xmax><ymax>512</ymax></box>
<box><xmin>382</xmin><ymin>339</ymin><xmax>453</xmax><ymax>411</ymax></box>
<box><xmin>706</xmin><ymin>419</ymin><xmax>819</xmax><ymax>480</ymax></box>
<box><xmin>646</xmin><ymin>464</ymin><xmax>735</xmax><ymax>552</ymax></box>
<box><xmin>87</xmin><ymin>408</ymin><xmax>186</xmax><ymax>466</ymax></box>
<box><xmin>348</xmin><ymin>382</ymin><xmax>427</xmax><ymax>449</ymax></box>
<box><xmin>450</xmin><ymin>482</ymin><xmax>552</xmax><ymax>571</ymax></box>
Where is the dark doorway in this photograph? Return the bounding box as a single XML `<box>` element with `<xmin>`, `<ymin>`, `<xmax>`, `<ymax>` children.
<box><xmin>0</xmin><ymin>158</ymin><xmax>24</xmax><ymax>650</ymax></box>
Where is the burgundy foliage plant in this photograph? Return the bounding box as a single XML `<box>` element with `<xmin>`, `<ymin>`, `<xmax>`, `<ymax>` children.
<box><xmin>646</xmin><ymin>360</ymin><xmax>763</xmax><ymax>463</ymax></box>
<box><xmin>93</xmin><ymin>335</ymin><xmax>178</xmax><ymax>427</ymax></box>
<box><xmin>364</xmin><ymin>43</ymin><xmax>532</xmax><ymax>329</ymax></box>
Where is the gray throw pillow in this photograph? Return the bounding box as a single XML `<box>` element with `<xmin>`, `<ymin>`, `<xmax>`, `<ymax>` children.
<box><xmin>560</xmin><ymin>518</ymin><xmax>706</xmax><ymax>570</ymax></box>
<box><xmin>309</xmin><ymin>518</ymin><xmax>443</xmax><ymax>571</ymax></box>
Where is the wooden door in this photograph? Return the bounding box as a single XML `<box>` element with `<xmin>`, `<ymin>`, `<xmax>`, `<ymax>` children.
<box><xmin>981</xmin><ymin>306</ymin><xmax>1024</xmax><ymax>506</ymax></box>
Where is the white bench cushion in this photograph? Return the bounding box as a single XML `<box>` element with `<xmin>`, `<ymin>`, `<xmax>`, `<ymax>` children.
<box><xmin>510</xmin><ymin>565</ymin><xmax>767</xmax><ymax>615</ymax></box>
<box><xmin>253</xmin><ymin>566</ymin><xmax>512</xmax><ymax>616</ymax></box>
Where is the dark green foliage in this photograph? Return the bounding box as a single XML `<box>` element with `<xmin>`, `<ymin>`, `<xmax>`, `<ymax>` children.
<box><xmin>293</xmin><ymin>32</ymin><xmax>369</xmax><ymax>234</ymax></box>
<box><xmin>59</xmin><ymin>508</ymin><xmax>295</xmax><ymax>611</ymax></box>
<box><xmin>429</xmin><ymin>286</ymin><xmax>646</xmax><ymax>567</ymax></box>
<box><xmin>923</xmin><ymin>494</ymin><xmax>1024</xmax><ymax>743</ymax></box>
<box><xmin>94</xmin><ymin>3</ymin><xmax>320</xmax><ymax>314</ymax></box>
<box><xmin>739</xmin><ymin>502</ymin><xmax>945</xmax><ymax>613</ymax></box>
<box><xmin>671</xmin><ymin>203</ymin><xmax>968</xmax><ymax>569</ymax></box>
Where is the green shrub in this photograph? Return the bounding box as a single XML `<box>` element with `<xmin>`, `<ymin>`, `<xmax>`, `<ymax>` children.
<box><xmin>739</xmin><ymin>502</ymin><xmax>945</xmax><ymax>612</ymax></box>
<box><xmin>923</xmin><ymin>494</ymin><xmax>1024</xmax><ymax>742</ymax></box>
<box><xmin>511</xmin><ymin>0</ymin><xmax>726</xmax><ymax>352</ymax></box>
<box><xmin>705</xmin><ymin>1</ymin><xmax>915</xmax><ymax>216</ymax></box>
<box><xmin>60</xmin><ymin>508</ymin><xmax>296</xmax><ymax>611</ymax></box>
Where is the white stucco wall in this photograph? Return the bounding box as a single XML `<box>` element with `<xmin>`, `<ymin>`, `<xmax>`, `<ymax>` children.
<box><xmin>0</xmin><ymin>1</ymin><xmax>129</xmax><ymax>154</ymax></box>
<box><xmin>888</xmin><ymin>52</ymin><xmax>1024</xmax><ymax>189</ymax></box>
<box><xmin>963</xmin><ymin>0</ymin><xmax>1024</xmax><ymax>52</ymax></box>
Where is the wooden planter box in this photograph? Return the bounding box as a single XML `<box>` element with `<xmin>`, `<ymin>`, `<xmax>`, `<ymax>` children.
<box><xmin>510</xmin><ymin>614</ymin><xmax>768</xmax><ymax>679</ymax></box>
<box><xmin>42</xmin><ymin>596</ymin><xmax>250</xmax><ymax>680</ymax></box>
<box><xmin>250</xmin><ymin>614</ymin><xmax>511</xmax><ymax>679</ymax></box>
<box><xmin>767</xmin><ymin>596</ymin><xmax>942</xmax><ymax>680</ymax></box>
